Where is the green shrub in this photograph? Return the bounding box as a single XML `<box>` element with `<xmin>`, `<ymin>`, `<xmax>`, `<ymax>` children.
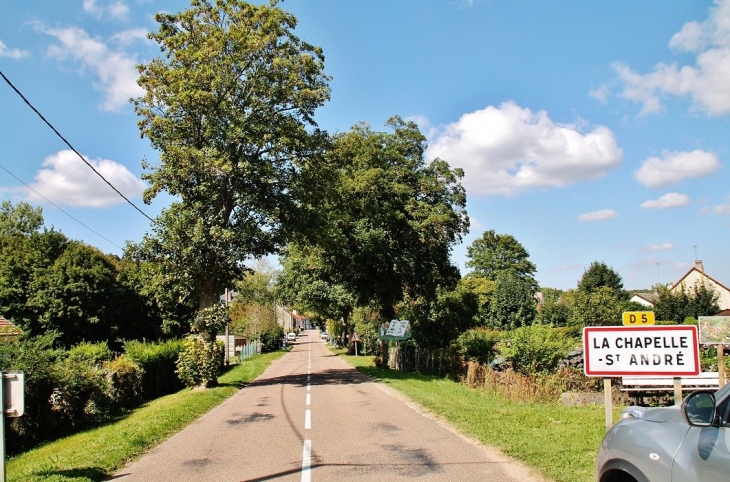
<box><xmin>496</xmin><ymin>325</ymin><xmax>577</xmax><ymax>375</ymax></box>
<box><xmin>259</xmin><ymin>323</ymin><xmax>284</xmax><ymax>352</ymax></box>
<box><xmin>124</xmin><ymin>338</ymin><xmax>185</xmax><ymax>399</ymax></box>
<box><xmin>50</xmin><ymin>358</ymin><xmax>112</xmax><ymax>428</ymax></box>
<box><xmin>455</xmin><ymin>328</ymin><xmax>503</xmax><ymax>364</ymax></box>
<box><xmin>103</xmin><ymin>355</ymin><xmax>143</xmax><ymax>408</ymax></box>
<box><xmin>175</xmin><ymin>336</ymin><xmax>224</xmax><ymax>388</ymax></box>
<box><xmin>67</xmin><ymin>341</ymin><xmax>113</xmax><ymax>365</ymax></box>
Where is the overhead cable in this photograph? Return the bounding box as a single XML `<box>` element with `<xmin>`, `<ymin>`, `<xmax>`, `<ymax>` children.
<box><xmin>0</xmin><ymin>68</ymin><xmax>153</xmax><ymax>222</ymax></box>
<box><xmin>0</xmin><ymin>163</ymin><xmax>124</xmax><ymax>250</ymax></box>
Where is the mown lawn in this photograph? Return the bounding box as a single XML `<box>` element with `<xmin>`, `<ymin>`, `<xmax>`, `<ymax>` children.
<box><xmin>340</xmin><ymin>353</ymin><xmax>623</xmax><ymax>482</ymax></box>
<box><xmin>6</xmin><ymin>350</ymin><xmax>286</xmax><ymax>482</ymax></box>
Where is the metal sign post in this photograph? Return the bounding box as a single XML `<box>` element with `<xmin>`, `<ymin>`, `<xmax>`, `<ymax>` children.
<box><xmin>1</xmin><ymin>371</ymin><xmax>24</xmax><ymax>482</ymax></box>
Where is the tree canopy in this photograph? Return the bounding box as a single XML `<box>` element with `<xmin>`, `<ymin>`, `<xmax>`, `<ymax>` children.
<box><xmin>131</xmin><ymin>0</ymin><xmax>331</xmax><ymax>310</ymax></box>
<box><xmin>577</xmin><ymin>261</ymin><xmax>625</xmax><ymax>298</ymax></box>
<box><xmin>465</xmin><ymin>230</ymin><xmax>538</xmax><ymax>292</ymax></box>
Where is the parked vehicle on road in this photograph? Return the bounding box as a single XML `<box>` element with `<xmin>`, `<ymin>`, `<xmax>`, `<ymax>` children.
<box><xmin>320</xmin><ymin>331</ymin><xmax>329</xmax><ymax>341</ymax></box>
<box><xmin>596</xmin><ymin>380</ymin><xmax>730</xmax><ymax>481</ymax></box>
<box><xmin>286</xmin><ymin>332</ymin><xmax>296</xmax><ymax>341</ymax></box>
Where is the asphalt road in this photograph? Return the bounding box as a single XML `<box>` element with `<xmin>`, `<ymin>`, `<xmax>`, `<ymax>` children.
<box><xmin>114</xmin><ymin>330</ymin><xmax>547</xmax><ymax>482</ymax></box>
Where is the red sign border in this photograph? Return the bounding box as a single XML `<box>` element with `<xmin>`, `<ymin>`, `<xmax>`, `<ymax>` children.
<box><xmin>583</xmin><ymin>325</ymin><xmax>700</xmax><ymax>377</ymax></box>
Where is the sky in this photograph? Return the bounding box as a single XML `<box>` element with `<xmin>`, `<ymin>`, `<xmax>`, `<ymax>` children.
<box><xmin>1</xmin><ymin>0</ymin><xmax>729</xmax><ymax>291</ymax></box>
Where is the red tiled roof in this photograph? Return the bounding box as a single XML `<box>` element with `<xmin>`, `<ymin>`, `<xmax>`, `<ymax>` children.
<box><xmin>0</xmin><ymin>315</ymin><xmax>22</xmax><ymax>336</ymax></box>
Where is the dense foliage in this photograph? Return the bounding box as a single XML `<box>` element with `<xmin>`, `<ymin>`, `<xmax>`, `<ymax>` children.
<box><xmin>130</xmin><ymin>0</ymin><xmax>332</xmax><ymax>311</ymax></box>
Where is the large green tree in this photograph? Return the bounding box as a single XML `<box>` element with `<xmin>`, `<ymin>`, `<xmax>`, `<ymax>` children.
<box><xmin>317</xmin><ymin>118</ymin><xmax>469</xmax><ymax>365</ymax></box>
<box><xmin>465</xmin><ymin>230</ymin><xmax>538</xmax><ymax>292</ymax></box>
<box><xmin>130</xmin><ymin>0</ymin><xmax>331</xmax><ymax>313</ymax></box>
<box><xmin>577</xmin><ymin>261</ymin><xmax>626</xmax><ymax>298</ymax></box>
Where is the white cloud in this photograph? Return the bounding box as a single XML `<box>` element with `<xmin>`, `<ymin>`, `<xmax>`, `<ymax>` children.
<box><xmin>0</xmin><ymin>39</ymin><xmax>29</xmax><ymax>59</ymax></box>
<box><xmin>426</xmin><ymin>102</ymin><xmax>623</xmax><ymax>197</ymax></box>
<box><xmin>588</xmin><ymin>85</ymin><xmax>609</xmax><ymax>104</ymax></box>
<box><xmin>634</xmin><ymin>149</ymin><xmax>721</xmax><ymax>188</ymax></box>
<box><xmin>83</xmin><ymin>0</ymin><xmax>130</xmax><ymax>21</ymax></box>
<box><xmin>643</xmin><ymin>243</ymin><xmax>674</xmax><ymax>252</ymax></box>
<box><xmin>577</xmin><ymin>209</ymin><xmax>617</xmax><ymax>221</ymax></box>
<box><xmin>612</xmin><ymin>0</ymin><xmax>730</xmax><ymax>116</ymax></box>
<box><xmin>708</xmin><ymin>195</ymin><xmax>730</xmax><ymax>215</ymax></box>
<box><xmin>640</xmin><ymin>192</ymin><xmax>691</xmax><ymax>209</ymax></box>
<box><xmin>24</xmin><ymin>150</ymin><xmax>146</xmax><ymax>208</ymax></box>
<box><xmin>40</xmin><ymin>25</ymin><xmax>144</xmax><ymax>111</ymax></box>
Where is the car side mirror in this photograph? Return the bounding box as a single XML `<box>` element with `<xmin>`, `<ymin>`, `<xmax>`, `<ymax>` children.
<box><xmin>681</xmin><ymin>391</ymin><xmax>716</xmax><ymax>427</ymax></box>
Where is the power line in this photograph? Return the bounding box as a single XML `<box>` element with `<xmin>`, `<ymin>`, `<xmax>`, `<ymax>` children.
<box><xmin>0</xmin><ymin>68</ymin><xmax>154</xmax><ymax>222</ymax></box>
<box><xmin>0</xmin><ymin>163</ymin><xmax>124</xmax><ymax>250</ymax></box>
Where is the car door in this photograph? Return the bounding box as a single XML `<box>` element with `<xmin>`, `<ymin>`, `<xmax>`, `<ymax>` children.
<box><xmin>671</xmin><ymin>388</ymin><xmax>730</xmax><ymax>482</ymax></box>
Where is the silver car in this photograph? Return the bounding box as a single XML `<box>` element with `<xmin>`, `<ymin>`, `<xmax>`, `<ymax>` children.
<box><xmin>597</xmin><ymin>381</ymin><xmax>730</xmax><ymax>481</ymax></box>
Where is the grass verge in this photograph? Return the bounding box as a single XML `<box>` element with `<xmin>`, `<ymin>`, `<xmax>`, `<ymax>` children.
<box><xmin>339</xmin><ymin>352</ymin><xmax>622</xmax><ymax>482</ymax></box>
<box><xmin>6</xmin><ymin>350</ymin><xmax>286</xmax><ymax>482</ymax></box>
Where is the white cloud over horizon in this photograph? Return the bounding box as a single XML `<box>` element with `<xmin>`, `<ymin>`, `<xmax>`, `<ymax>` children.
<box><xmin>634</xmin><ymin>149</ymin><xmax>721</xmax><ymax>188</ymax></box>
<box><xmin>23</xmin><ymin>150</ymin><xmax>146</xmax><ymax>208</ymax></box>
<box><xmin>640</xmin><ymin>192</ymin><xmax>691</xmax><ymax>209</ymax></box>
<box><xmin>426</xmin><ymin>102</ymin><xmax>623</xmax><ymax>197</ymax></box>
<box><xmin>577</xmin><ymin>209</ymin><xmax>617</xmax><ymax>221</ymax></box>
<box><xmin>643</xmin><ymin>243</ymin><xmax>675</xmax><ymax>252</ymax></box>
<box><xmin>606</xmin><ymin>0</ymin><xmax>730</xmax><ymax>116</ymax></box>
<box><xmin>0</xmin><ymin>39</ymin><xmax>29</xmax><ymax>59</ymax></box>
<box><xmin>39</xmin><ymin>25</ymin><xmax>144</xmax><ymax>111</ymax></box>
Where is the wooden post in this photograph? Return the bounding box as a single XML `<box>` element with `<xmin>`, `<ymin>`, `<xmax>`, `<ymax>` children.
<box><xmin>719</xmin><ymin>345</ymin><xmax>726</xmax><ymax>388</ymax></box>
<box><xmin>673</xmin><ymin>377</ymin><xmax>683</xmax><ymax>405</ymax></box>
<box><xmin>604</xmin><ymin>378</ymin><xmax>613</xmax><ymax>432</ymax></box>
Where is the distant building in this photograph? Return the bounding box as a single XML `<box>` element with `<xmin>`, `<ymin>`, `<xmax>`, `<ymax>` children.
<box><xmin>630</xmin><ymin>292</ymin><xmax>658</xmax><ymax>308</ymax></box>
<box><xmin>669</xmin><ymin>260</ymin><xmax>730</xmax><ymax>311</ymax></box>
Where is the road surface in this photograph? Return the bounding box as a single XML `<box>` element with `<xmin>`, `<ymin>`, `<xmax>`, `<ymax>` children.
<box><xmin>114</xmin><ymin>330</ymin><xmax>547</xmax><ymax>481</ymax></box>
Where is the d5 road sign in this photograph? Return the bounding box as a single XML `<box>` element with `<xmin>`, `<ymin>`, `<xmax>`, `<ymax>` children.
<box><xmin>622</xmin><ymin>311</ymin><xmax>655</xmax><ymax>326</ymax></box>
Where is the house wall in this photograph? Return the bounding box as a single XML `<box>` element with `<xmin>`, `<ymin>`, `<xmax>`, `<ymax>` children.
<box><xmin>672</xmin><ymin>270</ymin><xmax>730</xmax><ymax>311</ymax></box>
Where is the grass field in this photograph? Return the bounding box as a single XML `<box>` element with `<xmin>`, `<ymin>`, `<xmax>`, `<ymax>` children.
<box><xmin>5</xmin><ymin>351</ymin><xmax>286</xmax><ymax>482</ymax></box>
<box><xmin>340</xmin><ymin>353</ymin><xmax>622</xmax><ymax>482</ymax></box>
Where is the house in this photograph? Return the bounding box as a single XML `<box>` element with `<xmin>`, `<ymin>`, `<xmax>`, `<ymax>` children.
<box><xmin>631</xmin><ymin>292</ymin><xmax>658</xmax><ymax>308</ymax></box>
<box><xmin>0</xmin><ymin>315</ymin><xmax>22</xmax><ymax>340</ymax></box>
<box><xmin>669</xmin><ymin>260</ymin><xmax>730</xmax><ymax>311</ymax></box>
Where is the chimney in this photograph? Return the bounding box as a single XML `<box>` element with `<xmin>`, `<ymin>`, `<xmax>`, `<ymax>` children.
<box><xmin>695</xmin><ymin>260</ymin><xmax>704</xmax><ymax>272</ymax></box>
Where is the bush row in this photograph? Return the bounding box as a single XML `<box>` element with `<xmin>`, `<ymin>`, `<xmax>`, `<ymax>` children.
<box><xmin>0</xmin><ymin>335</ymin><xmax>185</xmax><ymax>454</ymax></box>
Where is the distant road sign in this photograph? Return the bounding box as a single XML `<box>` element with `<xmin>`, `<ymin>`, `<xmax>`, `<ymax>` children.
<box><xmin>583</xmin><ymin>325</ymin><xmax>700</xmax><ymax>377</ymax></box>
<box><xmin>622</xmin><ymin>311</ymin><xmax>655</xmax><ymax>326</ymax></box>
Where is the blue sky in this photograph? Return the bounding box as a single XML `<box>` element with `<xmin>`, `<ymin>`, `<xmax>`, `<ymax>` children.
<box><xmin>1</xmin><ymin>0</ymin><xmax>729</xmax><ymax>291</ymax></box>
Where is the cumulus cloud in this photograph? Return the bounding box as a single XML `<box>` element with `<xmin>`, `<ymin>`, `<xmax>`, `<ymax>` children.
<box><xmin>634</xmin><ymin>149</ymin><xmax>721</xmax><ymax>188</ymax></box>
<box><xmin>426</xmin><ymin>102</ymin><xmax>623</xmax><ymax>197</ymax></box>
<box><xmin>610</xmin><ymin>0</ymin><xmax>730</xmax><ymax>116</ymax></box>
<box><xmin>23</xmin><ymin>150</ymin><xmax>146</xmax><ymax>208</ymax></box>
<box><xmin>39</xmin><ymin>25</ymin><xmax>144</xmax><ymax>111</ymax></box>
<box><xmin>640</xmin><ymin>192</ymin><xmax>691</xmax><ymax>209</ymax></box>
<box><xmin>577</xmin><ymin>209</ymin><xmax>617</xmax><ymax>221</ymax></box>
<box><xmin>83</xmin><ymin>0</ymin><xmax>130</xmax><ymax>21</ymax></box>
<box><xmin>0</xmin><ymin>39</ymin><xmax>29</xmax><ymax>59</ymax></box>
<box><xmin>643</xmin><ymin>243</ymin><xmax>674</xmax><ymax>252</ymax></box>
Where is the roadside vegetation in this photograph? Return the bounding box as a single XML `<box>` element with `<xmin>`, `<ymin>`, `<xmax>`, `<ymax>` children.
<box><xmin>6</xmin><ymin>351</ymin><xmax>285</xmax><ymax>482</ymax></box>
